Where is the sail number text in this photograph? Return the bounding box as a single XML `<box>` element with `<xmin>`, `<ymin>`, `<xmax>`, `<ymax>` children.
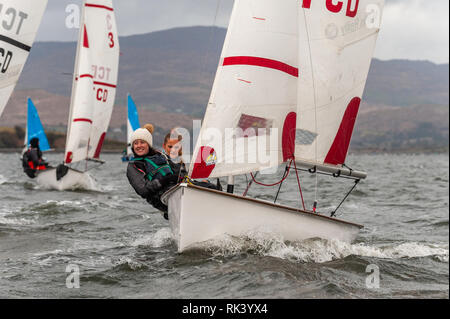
<box><xmin>92</xmin><ymin>65</ymin><xmax>112</xmax><ymax>103</ymax></box>
<box><xmin>0</xmin><ymin>4</ymin><xmax>28</xmax><ymax>34</ymax></box>
<box><xmin>302</xmin><ymin>0</ymin><xmax>359</xmax><ymax>17</ymax></box>
<box><xmin>0</xmin><ymin>48</ymin><xmax>12</xmax><ymax>73</ymax></box>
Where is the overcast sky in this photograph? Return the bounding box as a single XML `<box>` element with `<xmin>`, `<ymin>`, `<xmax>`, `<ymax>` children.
<box><xmin>36</xmin><ymin>0</ymin><xmax>449</xmax><ymax>64</ymax></box>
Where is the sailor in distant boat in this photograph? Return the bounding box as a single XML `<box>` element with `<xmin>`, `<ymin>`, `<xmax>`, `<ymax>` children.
<box><xmin>126</xmin><ymin>128</ymin><xmax>180</xmax><ymax>220</ymax></box>
<box><xmin>22</xmin><ymin>137</ymin><xmax>49</xmax><ymax>179</ymax></box>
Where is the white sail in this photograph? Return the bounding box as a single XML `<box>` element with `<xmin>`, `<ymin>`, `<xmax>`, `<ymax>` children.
<box><xmin>0</xmin><ymin>0</ymin><xmax>48</xmax><ymax>117</ymax></box>
<box><xmin>64</xmin><ymin>0</ymin><xmax>119</xmax><ymax>164</ymax></box>
<box><xmin>64</xmin><ymin>3</ymin><xmax>94</xmax><ymax>164</ymax></box>
<box><xmin>190</xmin><ymin>0</ymin><xmax>384</xmax><ymax>179</ymax></box>
<box><xmin>85</xmin><ymin>0</ymin><xmax>120</xmax><ymax>159</ymax></box>
<box><xmin>295</xmin><ymin>0</ymin><xmax>384</xmax><ymax>167</ymax></box>
<box><xmin>190</xmin><ymin>0</ymin><xmax>300</xmax><ymax>179</ymax></box>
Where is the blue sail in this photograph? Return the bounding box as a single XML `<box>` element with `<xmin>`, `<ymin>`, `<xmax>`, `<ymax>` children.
<box><xmin>128</xmin><ymin>94</ymin><xmax>140</xmax><ymax>131</ymax></box>
<box><xmin>27</xmin><ymin>98</ymin><xmax>51</xmax><ymax>152</ymax></box>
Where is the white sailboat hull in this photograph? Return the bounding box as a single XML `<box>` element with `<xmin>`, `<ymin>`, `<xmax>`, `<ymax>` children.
<box><xmin>162</xmin><ymin>184</ymin><xmax>363</xmax><ymax>253</ymax></box>
<box><xmin>36</xmin><ymin>168</ymin><xmax>96</xmax><ymax>191</ymax></box>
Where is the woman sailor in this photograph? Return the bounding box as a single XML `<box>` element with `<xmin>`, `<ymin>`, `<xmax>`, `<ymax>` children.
<box><xmin>126</xmin><ymin>128</ymin><xmax>180</xmax><ymax>220</ymax></box>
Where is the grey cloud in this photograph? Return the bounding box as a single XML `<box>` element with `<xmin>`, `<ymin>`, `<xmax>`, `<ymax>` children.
<box><xmin>37</xmin><ymin>0</ymin><xmax>448</xmax><ymax>63</ymax></box>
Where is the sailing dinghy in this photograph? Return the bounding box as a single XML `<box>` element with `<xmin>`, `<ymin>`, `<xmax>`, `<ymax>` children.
<box><xmin>22</xmin><ymin>97</ymin><xmax>51</xmax><ymax>155</ymax></box>
<box><xmin>0</xmin><ymin>0</ymin><xmax>48</xmax><ymax>118</ymax></box>
<box><xmin>162</xmin><ymin>0</ymin><xmax>385</xmax><ymax>252</ymax></box>
<box><xmin>122</xmin><ymin>94</ymin><xmax>141</xmax><ymax>162</ymax></box>
<box><xmin>36</xmin><ymin>0</ymin><xmax>120</xmax><ymax>191</ymax></box>
<box><xmin>21</xmin><ymin>98</ymin><xmax>52</xmax><ymax>178</ymax></box>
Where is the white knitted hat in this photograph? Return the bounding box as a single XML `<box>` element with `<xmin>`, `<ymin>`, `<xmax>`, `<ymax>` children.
<box><xmin>130</xmin><ymin>128</ymin><xmax>153</xmax><ymax>147</ymax></box>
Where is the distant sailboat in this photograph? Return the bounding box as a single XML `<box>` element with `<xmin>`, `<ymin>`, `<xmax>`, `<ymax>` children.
<box><xmin>23</xmin><ymin>98</ymin><xmax>51</xmax><ymax>154</ymax></box>
<box><xmin>122</xmin><ymin>94</ymin><xmax>141</xmax><ymax>162</ymax></box>
<box><xmin>36</xmin><ymin>0</ymin><xmax>120</xmax><ymax>190</ymax></box>
<box><xmin>0</xmin><ymin>0</ymin><xmax>48</xmax><ymax>118</ymax></box>
<box><xmin>21</xmin><ymin>98</ymin><xmax>52</xmax><ymax>179</ymax></box>
<box><xmin>162</xmin><ymin>0</ymin><xmax>385</xmax><ymax>252</ymax></box>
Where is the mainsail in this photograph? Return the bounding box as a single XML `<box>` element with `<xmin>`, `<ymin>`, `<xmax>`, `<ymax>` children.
<box><xmin>190</xmin><ymin>0</ymin><xmax>299</xmax><ymax>179</ymax></box>
<box><xmin>190</xmin><ymin>0</ymin><xmax>384</xmax><ymax>179</ymax></box>
<box><xmin>64</xmin><ymin>0</ymin><xmax>119</xmax><ymax>164</ymax></box>
<box><xmin>127</xmin><ymin>94</ymin><xmax>140</xmax><ymax>156</ymax></box>
<box><xmin>0</xmin><ymin>0</ymin><xmax>48</xmax><ymax>118</ymax></box>
<box><xmin>24</xmin><ymin>97</ymin><xmax>50</xmax><ymax>153</ymax></box>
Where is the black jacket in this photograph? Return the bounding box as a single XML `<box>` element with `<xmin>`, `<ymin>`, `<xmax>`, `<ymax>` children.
<box><xmin>126</xmin><ymin>153</ymin><xmax>180</xmax><ymax>213</ymax></box>
<box><xmin>23</xmin><ymin>147</ymin><xmax>42</xmax><ymax>168</ymax></box>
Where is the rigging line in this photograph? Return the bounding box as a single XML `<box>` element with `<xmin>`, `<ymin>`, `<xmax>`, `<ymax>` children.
<box><xmin>274</xmin><ymin>163</ymin><xmax>290</xmax><ymax>204</ymax></box>
<box><xmin>243</xmin><ymin>172</ymin><xmax>258</xmax><ymax>197</ymax></box>
<box><xmin>292</xmin><ymin>159</ymin><xmax>306</xmax><ymax>211</ymax></box>
<box><xmin>301</xmin><ymin>8</ymin><xmax>319</xmax><ymax>206</ymax></box>
<box><xmin>200</xmin><ymin>0</ymin><xmax>222</xmax><ymax>79</ymax></box>
<box><xmin>330</xmin><ymin>179</ymin><xmax>360</xmax><ymax>218</ymax></box>
<box><xmin>250</xmin><ymin>159</ymin><xmax>293</xmax><ymax>187</ymax></box>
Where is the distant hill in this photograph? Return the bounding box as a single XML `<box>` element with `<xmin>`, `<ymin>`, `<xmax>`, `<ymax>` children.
<box><xmin>365</xmin><ymin>59</ymin><xmax>449</xmax><ymax>107</ymax></box>
<box><xmin>17</xmin><ymin>26</ymin><xmax>227</xmax><ymax>118</ymax></box>
<box><xmin>2</xmin><ymin>26</ymin><xmax>448</xmax><ymax>152</ymax></box>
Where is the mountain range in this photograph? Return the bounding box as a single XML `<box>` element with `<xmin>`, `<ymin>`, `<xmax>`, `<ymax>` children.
<box><xmin>1</xmin><ymin>26</ymin><xmax>448</xmax><ymax>151</ymax></box>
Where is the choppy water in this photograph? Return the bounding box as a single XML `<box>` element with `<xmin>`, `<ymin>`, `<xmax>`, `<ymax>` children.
<box><xmin>0</xmin><ymin>152</ymin><xmax>448</xmax><ymax>299</ymax></box>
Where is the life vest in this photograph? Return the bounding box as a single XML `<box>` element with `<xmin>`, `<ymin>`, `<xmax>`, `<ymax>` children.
<box><xmin>27</xmin><ymin>161</ymin><xmax>47</xmax><ymax>171</ymax></box>
<box><xmin>133</xmin><ymin>154</ymin><xmax>174</xmax><ymax>182</ymax></box>
<box><xmin>23</xmin><ymin>148</ymin><xmax>46</xmax><ymax>171</ymax></box>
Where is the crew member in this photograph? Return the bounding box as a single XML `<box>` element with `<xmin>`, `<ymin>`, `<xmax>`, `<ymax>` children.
<box><xmin>22</xmin><ymin>137</ymin><xmax>48</xmax><ymax>178</ymax></box>
<box><xmin>126</xmin><ymin>128</ymin><xmax>179</xmax><ymax>220</ymax></box>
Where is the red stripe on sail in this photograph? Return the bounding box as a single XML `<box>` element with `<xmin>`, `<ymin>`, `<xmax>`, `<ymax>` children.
<box><xmin>73</xmin><ymin>118</ymin><xmax>93</xmax><ymax>124</ymax></box>
<box><xmin>93</xmin><ymin>133</ymin><xmax>106</xmax><ymax>159</ymax></box>
<box><xmin>223</xmin><ymin>56</ymin><xmax>299</xmax><ymax>77</ymax></box>
<box><xmin>65</xmin><ymin>152</ymin><xmax>73</xmax><ymax>164</ymax></box>
<box><xmin>282</xmin><ymin>112</ymin><xmax>297</xmax><ymax>162</ymax></box>
<box><xmin>85</xmin><ymin>3</ymin><xmax>114</xmax><ymax>11</ymax></box>
<box><xmin>302</xmin><ymin>0</ymin><xmax>312</xmax><ymax>8</ymax></box>
<box><xmin>190</xmin><ymin>147</ymin><xmax>216</xmax><ymax>179</ymax></box>
<box><xmin>94</xmin><ymin>81</ymin><xmax>117</xmax><ymax>88</ymax></box>
<box><xmin>83</xmin><ymin>25</ymin><xmax>89</xmax><ymax>48</ymax></box>
<box><xmin>324</xmin><ymin>97</ymin><xmax>361</xmax><ymax>165</ymax></box>
<box><xmin>79</xmin><ymin>74</ymin><xmax>93</xmax><ymax>79</ymax></box>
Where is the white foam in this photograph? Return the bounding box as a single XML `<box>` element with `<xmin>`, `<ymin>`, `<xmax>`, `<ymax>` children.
<box><xmin>132</xmin><ymin>228</ymin><xmax>173</xmax><ymax>248</ymax></box>
<box><xmin>205</xmin><ymin>232</ymin><xmax>449</xmax><ymax>264</ymax></box>
<box><xmin>114</xmin><ymin>257</ymin><xmax>147</xmax><ymax>270</ymax></box>
<box><xmin>0</xmin><ymin>175</ymin><xmax>6</xmax><ymax>185</ymax></box>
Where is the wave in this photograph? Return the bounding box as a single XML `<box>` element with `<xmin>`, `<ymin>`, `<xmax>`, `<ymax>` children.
<box><xmin>202</xmin><ymin>231</ymin><xmax>449</xmax><ymax>264</ymax></box>
<box><xmin>131</xmin><ymin>228</ymin><xmax>173</xmax><ymax>248</ymax></box>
